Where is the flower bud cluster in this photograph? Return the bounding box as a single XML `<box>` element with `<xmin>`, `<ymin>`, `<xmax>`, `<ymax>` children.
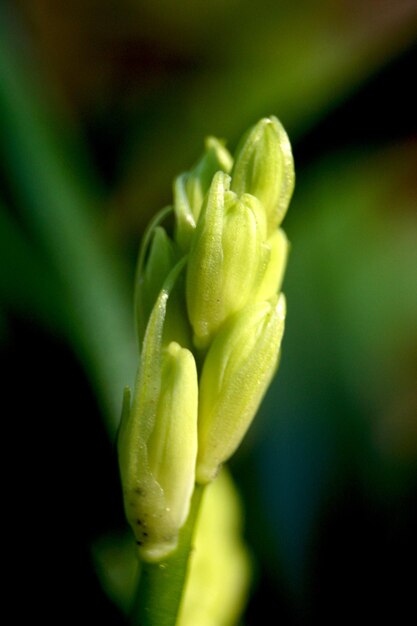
<box><xmin>118</xmin><ymin>116</ymin><xmax>294</xmax><ymax>561</ymax></box>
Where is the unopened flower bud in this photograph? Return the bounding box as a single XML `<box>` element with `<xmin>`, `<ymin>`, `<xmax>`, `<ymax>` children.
<box><xmin>196</xmin><ymin>294</ymin><xmax>286</xmax><ymax>484</ymax></box>
<box><xmin>231</xmin><ymin>116</ymin><xmax>294</xmax><ymax>232</ymax></box>
<box><xmin>186</xmin><ymin>171</ymin><xmax>267</xmax><ymax>349</ymax></box>
<box><xmin>118</xmin><ymin>266</ymin><xmax>198</xmax><ymax>562</ymax></box>
<box><xmin>174</xmin><ymin>137</ymin><xmax>233</xmax><ymax>251</ymax></box>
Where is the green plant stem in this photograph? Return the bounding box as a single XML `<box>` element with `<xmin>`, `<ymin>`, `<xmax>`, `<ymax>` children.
<box><xmin>131</xmin><ymin>484</ymin><xmax>205</xmax><ymax>626</ymax></box>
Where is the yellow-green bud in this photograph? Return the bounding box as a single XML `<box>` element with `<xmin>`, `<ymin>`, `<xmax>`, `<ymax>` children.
<box><xmin>186</xmin><ymin>171</ymin><xmax>267</xmax><ymax>349</ymax></box>
<box><xmin>174</xmin><ymin>137</ymin><xmax>233</xmax><ymax>251</ymax></box>
<box><xmin>231</xmin><ymin>116</ymin><xmax>294</xmax><ymax>232</ymax></box>
<box><xmin>255</xmin><ymin>228</ymin><xmax>289</xmax><ymax>302</ymax></box>
<box><xmin>196</xmin><ymin>294</ymin><xmax>286</xmax><ymax>484</ymax></box>
<box><xmin>118</xmin><ymin>267</ymin><xmax>198</xmax><ymax>562</ymax></box>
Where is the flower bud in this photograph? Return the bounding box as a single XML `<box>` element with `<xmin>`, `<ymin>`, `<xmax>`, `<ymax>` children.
<box><xmin>186</xmin><ymin>171</ymin><xmax>267</xmax><ymax>349</ymax></box>
<box><xmin>174</xmin><ymin>137</ymin><xmax>233</xmax><ymax>251</ymax></box>
<box><xmin>118</xmin><ymin>266</ymin><xmax>198</xmax><ymax>562</ymax></box>
<box><xmin>231</xmin><ymin>116</ymin><xmax>294</xmax><ymax>232</ymax></box>
<box><xmin>196</xmin><ymin>294</ymin><xmax>286</xmax><ymax>484</ymax></box>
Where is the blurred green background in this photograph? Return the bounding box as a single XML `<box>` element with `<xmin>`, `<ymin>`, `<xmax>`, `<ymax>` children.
<box><xmin>2</xmin><ymin>1</ymin><xmax>417</xmax><ymax>624</ymax></box>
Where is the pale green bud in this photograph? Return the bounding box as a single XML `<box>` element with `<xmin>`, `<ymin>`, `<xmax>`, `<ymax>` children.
<box><xmin>118</xmin><ymin>264</ymin><xmax>198</xmax><ymax>562</ymax></box>
<box><xmin>231</xmin><ymin>116</ymin><xmax>295</xmax><ymax>232</ymax></box>
<box><xmin>255</xmin><ymin>228</ymin><xmax>289</xmax><ymax>302</ymax></box>
<box><xmin>186</xmin><ymin>171</ymin><xmax>267</xmax><ymax>349</ymax></box>
<box><xmin>196</xmin><ymin>294</ymin><xmax>286</xmax><ymax>484</ymax></box>
<box><xmin>174</xmin><ymin>137</ymin><xmax>233</xmax><ymax>251</ymax></box>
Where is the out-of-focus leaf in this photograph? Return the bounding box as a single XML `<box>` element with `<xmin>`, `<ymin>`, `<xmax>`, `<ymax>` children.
<box><xmin>112</xmin><ymin>0</ymin><xmax>417</xmax><ymax>235</ymax></box>
<box><xmin>92</xmin><ymin>530</ymin><xmax>140</xmax><ymax>616</ymax></box>
<box><xmin>0</xmin><ymin>8</ymin><xmax>136</xmax><ymax>434</ymax></box>
<box><xmin>0</xmin><ymin>203</ymin><xmax>67</xmax><ymax>334</ymax></box>
<box><xmin>249</xmin><ymin>141</ymin><xmax>417</xmax><ymax>597</ymax></box>
<box><xmin>288</xmin><ymin>144</ymin><xmax>417</xmax><ymax>412</ymax></box>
